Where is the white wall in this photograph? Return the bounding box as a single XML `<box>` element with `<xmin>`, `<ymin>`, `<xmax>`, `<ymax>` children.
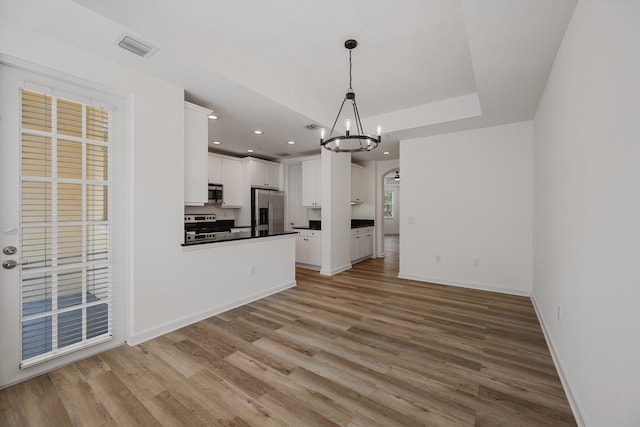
<box><xmin>383</xmin><ymin>182</ymin><xmax>400</xmax><ymax>234</ymax></box>
<box><xmin>399</xmin><ymin>121</ymin><xmax>533</xmax><ymax>295</ymax></box>
<box><xmin>532</xmin><ymin>2</ymin><xmax>640</xmax><ymax>426</ymax></box>
<box><xmin>0</xmin><ymin>18</ymin><xmax>296</xmax><ymax>346</ymax></box>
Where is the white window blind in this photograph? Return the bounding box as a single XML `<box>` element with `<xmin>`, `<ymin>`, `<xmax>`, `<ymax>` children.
<box><xmin>20</xmin><ymin>88</ymin><xmax>112</xmax><ymax>368</ymax></box>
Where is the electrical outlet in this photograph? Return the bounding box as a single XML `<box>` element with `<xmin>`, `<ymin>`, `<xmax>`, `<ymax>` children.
<box><xmin>250</xmin><ymin>265</ymin><xmax>256</xmax><ymax>276</ymax></box>
<box><xmin>408</xmin><ymin>216</ymin><xmax>415</xmax><ymax>224</ymax></box>
<box><xmin>435</xmin><ymin>255</ymin><xmax>441</xmax><ymax>262</ymax></box>
<box><xmin>557</xmin><ymin>305</ymin><xmax>561</xmax><ymax>320</ymax></box>
<box><xmin>473</xmin><ymin>258</ymin><xmax>480</xmax><ymax>267</ymax></box>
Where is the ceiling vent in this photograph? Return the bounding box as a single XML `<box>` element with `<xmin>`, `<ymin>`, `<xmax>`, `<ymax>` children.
<box><xmin>304</xmin><ymin>124</ymin><xmax>320</xmax><ymax>131</ymax></box>
<box><xmin>116</xmin><ymin>33</ymin><xmax>158</xmax><ymax>58</ymax></box>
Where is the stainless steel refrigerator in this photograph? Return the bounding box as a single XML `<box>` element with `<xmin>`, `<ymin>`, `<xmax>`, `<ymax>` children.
<box><xmin>252</xmin><ymin>189</ymin><xmax>285</xmax><ymax>236</ymax></box>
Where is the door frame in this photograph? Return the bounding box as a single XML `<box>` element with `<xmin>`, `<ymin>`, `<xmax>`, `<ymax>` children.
<box><xmin>0</xmin><ymin>55</ymin><xmax>132</xmax><ymax>388</ymax></box>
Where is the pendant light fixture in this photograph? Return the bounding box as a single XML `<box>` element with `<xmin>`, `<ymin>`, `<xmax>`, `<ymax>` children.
<box><xmin>320</xmin><ymin>39</ymin><xmax>381</xmax><ymax>152</ymax></box>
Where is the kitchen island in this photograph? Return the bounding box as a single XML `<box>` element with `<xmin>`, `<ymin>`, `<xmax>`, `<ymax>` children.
<box><xmin>130</xmin><ymin>231</ymin><xmax>296</xmax><ymax>345</ymax></box>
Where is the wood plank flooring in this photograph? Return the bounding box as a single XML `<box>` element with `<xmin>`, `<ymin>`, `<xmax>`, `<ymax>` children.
<box><xmin>0</xmin><ymin>235</ymin><xmax>576</xmax><ymax>426</ymax></box>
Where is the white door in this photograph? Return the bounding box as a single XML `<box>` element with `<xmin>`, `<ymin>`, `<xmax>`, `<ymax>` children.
<box><xmin>0</xmin><ymin>64</ymin><xmax>125</xmax><ymax>387</ymax></box>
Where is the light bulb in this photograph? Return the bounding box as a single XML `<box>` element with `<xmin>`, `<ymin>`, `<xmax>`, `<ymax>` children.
<box><xmin>320</xmin><ymin>128</ymin><xmax>326</xmax><ymax>139</ymax></box>
<box><xmin>345</xmin><ymin>119</ymin><xmax>351</xmax><ymax>132</ymax></box>
<box><xmin>336</xmin><ymin>139</ymin><xmax>340</xmax><ymax>147</ymax></box>
<box><xmin>376</xmin><ymin>125</ymin><xmax>382</xmax><ymax>136</ymax></box>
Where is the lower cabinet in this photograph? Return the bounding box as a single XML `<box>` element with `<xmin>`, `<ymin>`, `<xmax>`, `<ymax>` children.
<box><xmin>351</xmin><ymin>227</ymin><xmax>373</xmax><ymax>263</ymax></box>
<box><xmin>296</xmin><ymin>230</ymin><xmax>321</xmax><ymax>268</ymax></box>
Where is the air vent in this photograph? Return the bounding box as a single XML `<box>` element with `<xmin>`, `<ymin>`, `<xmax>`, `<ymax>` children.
<box><xmin>276</xmin><ymin>153</ymin><xmax>291</xmax><ymax>157</ymax></box>
<box><xmin>116</xmin><ymin>34</ymin><xmax>158</xmax><ymax>58</ymax></box>
<box><xmin>304</xmin><ymin>123</ymin><xmax>320</xmax><ymax>130</ymax></box>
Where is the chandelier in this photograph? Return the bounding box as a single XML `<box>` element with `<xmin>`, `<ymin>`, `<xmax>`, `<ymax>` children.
<box><xmin>320</xmin><ymin>39</ymin><xmax>381</xmax><ymax>153</ymax></box>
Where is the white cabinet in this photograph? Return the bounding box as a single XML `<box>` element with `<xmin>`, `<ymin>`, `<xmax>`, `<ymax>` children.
<box><xmin>296</xmin><ymin>230</ymin><xmax>321</xmax><ymax>268</ymax></box>
<box><xmin>247</xmin><ymin>158</ymin><xmax>280</xmax><ymax>189</ymax></box>
<box><xmin>351</xmin><ymin>164</ymin><xmax>365</xmax><ymax>203</ymax></box>
<box><xmin>184</xmin><ymin>101</ymin><xmax>212</xmax><ymax>206</ymax></box>
<box><xmin>265</xmin><ymin>163</ymin><xmax>280</xmax><ymax>188</ymax></box>
<box><xmin>221</xmin><ymin>158</ymin><xmax>243</xmax><ymax>207</ymax></box>
<box><xmin>207</xmin><ymin>154</ymin><xmax>243</xmax><ymax>207</ymax></box>
<box><xmin>208</xmin><ymin>154</ymin><xmax>223</xmax><ymax>184</ymax></box>
<box><xmin>351</xmin><ymin>227</ymin><xmax>373</xmax><ymax>262</ymax></box>
<box><xmin>302</xmin><ymin>158</ymin><xmax>322</xmax><ymax>207</ymax></box>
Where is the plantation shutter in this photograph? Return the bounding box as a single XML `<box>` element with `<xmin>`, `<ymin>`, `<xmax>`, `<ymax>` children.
<box><xmin>20</xmin><ymin>85</ymin><xmax>113</xmax><ymax>367</ymax></box>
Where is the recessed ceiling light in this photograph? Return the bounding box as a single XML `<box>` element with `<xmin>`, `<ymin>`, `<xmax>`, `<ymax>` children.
<box><xmin>287</xmin><ymin>141</ymin><xmax>295</xmax><ymax>145</ymax></box>
<box><xmin>212</xmin><ymin>141</ymin><xmax>221</xmax><ymax>145</ymax></box>
<box><xmin>253</xmin><ymin>130</ymin><xmax>263</xmax><ymax>135</ymax></box>
<box><xmin>208</xmin><ymin>114</ymin><xmax>218</xmax><ymax>120</ymax></box>
<box><xmin>247</xmin><ymin>149</ymin><xmax>254</xmax><ymax>153</ymax></box>
<box><xmin>383</xmin><ymin>151</ymin><xmax>390</xmax><ymax>155</ymax></box>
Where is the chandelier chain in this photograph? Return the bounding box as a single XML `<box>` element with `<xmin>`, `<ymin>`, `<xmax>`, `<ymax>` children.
<box><xmin>348</xmin><ymin>50</ymin><xmax>353</xmax><ymax>91</ymax></box>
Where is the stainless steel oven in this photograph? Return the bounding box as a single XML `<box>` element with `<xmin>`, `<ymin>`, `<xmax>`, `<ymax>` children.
<box><xmin>208</xmin><ymin>184</ymin><xmax>223</xmax><ymax>204</ymax></box>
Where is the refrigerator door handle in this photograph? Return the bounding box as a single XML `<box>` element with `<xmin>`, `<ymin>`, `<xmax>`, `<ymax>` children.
<box><xmin>268</xmin><ymin>201</ymin><xmax>273</xmax><ymax>232</ymax></box>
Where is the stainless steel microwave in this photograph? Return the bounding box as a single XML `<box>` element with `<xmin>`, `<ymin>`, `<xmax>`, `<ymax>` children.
<box><xmin>208</xmin><ymin>184</ymin><xmax>223</xmax><ymax>204</ymax></box>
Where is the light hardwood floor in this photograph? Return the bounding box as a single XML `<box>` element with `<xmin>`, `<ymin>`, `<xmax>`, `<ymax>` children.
<box><xmin>0</xmin><ymin>235</ymin><xmax>576</xmax><ymax>426</ymax></box>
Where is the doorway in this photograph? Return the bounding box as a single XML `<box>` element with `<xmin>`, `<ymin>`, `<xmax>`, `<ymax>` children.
<box><xmin>0</xmin><ymin>63</ymin><xmax>127</xmax><ymax>387</ymax></box>
<box><xmin>382</xmin><ymin>169</ymin><xmax>400</xmax><ymax>270</ymax></box>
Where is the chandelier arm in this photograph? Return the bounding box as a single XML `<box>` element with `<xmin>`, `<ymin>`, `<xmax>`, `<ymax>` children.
<box><xmin>329</xmin><ymin>97</ymin><xmax>348</xmax><ymax>138</ymax></box>
<box><xmin>352</xmin><ymin>99</ymin><xmax>365</xmax><ymax>135</ymax></box>
<box><xmin>351</xmin><ymin>101</ymin><xmax>363</xmax><ymax>136</ymax></box>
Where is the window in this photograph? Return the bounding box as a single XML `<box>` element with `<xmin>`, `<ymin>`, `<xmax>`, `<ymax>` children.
<box><xmin>384</xmin><ymin>190</ymin><xmax>394</xmax><ymax>219</ymax></box>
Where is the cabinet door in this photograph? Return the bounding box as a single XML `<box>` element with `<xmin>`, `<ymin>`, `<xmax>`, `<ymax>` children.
<box><xmin>307</xmin><ymin>237</ymin><xmax>322</xmax><ymax>266</ymax></box>
<box><xmin>184</xmin><ymin>103</ymin><xmax>210</xmax><ymax>205</ymax></box>
<box><xmin>295</xmin><ymin>236</ymin><xmax>307</xmax><ymax>263</ymax></box>
<box><xmin>362</xmin><ymin>232</ymin><xmax>373</xmax><ymax>257</ymax></box>
<box><xmin>208</xmin><ymin>154</ymin><xmax>223</xmax><ymax>184</ymax></box>
<box><xmin>302</xmin><ymin>159</ymin><xmax>317</xmax><ymax>207</ymax></box>
<box><xmin>265</xmin><ymin>163</ymin><xmax>280</xmax><ymax>189</ymax></box>
<box><xmin>222</xmin><ymin>158</ymin><xmax>243</xmax><ymax>207</ymax></box>
<box><xmin>351</xmin><ymin>164</ymin><xmax>362</xmax><ymax>203</ymax></box>
<box><xmin>313</xmin><ymin>160</ymin><xmax>322</xmax><ymax>207</ymax></box>
<box><xmin>351</xmin><ymin>234</ymin><xmax>359</xmax><ymax>262</ymax></box>
<box><xmin>248</xmin><ymin>160</ymin><xmax>266</xmax><ymax>187</ymax></box>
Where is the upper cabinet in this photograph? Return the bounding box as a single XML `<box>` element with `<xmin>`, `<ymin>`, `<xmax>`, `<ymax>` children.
<box><xmin>184</xmin><ymin>101</ymin><xmax>212</xmax><ymax>206</ymax></box>
<box><xmin>351</xmin><ymin>164</ymin><xmax>365</xmax><ymax>203</ymax></box>
<box><xmin>302</xmin><ymin>158</ymin><xmax>322</xmax><ymax>207</ymax></box>
<box><xmin>221</xmin><ymin>158</ymin><xmax>243</xmax><ymax>207</ymax></box>
<box><xmin>246</xmin><ymin>158</ymin><xmax>281</xmax><ymax>189</ymax></box>
<box><xmin>208</xmin><ymin>154</ymin><xmax>243</xmax><ymax>208</ymax></box>
<box><xmin>207</xmin><ymin>154</ymin><xmax>223</xmax><ymax>184</ymax></box>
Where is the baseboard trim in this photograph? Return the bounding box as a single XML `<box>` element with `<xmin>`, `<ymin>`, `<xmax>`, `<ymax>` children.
<box><xmin>127</xmin><ymin>280</ymin><xmax>297</xmax><ymax>346</ymax></box>
<box><xmin>530</xmin><ymin>295</ymin><xmax>588</xmax><ymax>427</ymax></box>
<box><xmin>397</xmin><ymin>272</ymin><xmax>531</xmax><ymax>297</ymax></box>
<box><xmin>295</xmin><ymin>262</ymin><xmax>321</xmax><ymax>271</ymax></box>
<box><xmin>320</xmin><ymin>263</ymin><xmax>352</xmax><ymax>276</ymax></box>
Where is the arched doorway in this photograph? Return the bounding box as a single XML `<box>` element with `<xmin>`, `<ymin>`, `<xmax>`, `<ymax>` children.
<box><xmin>382</xmin><ymin>169</ymin><xmax>400</xmax><ymax>269</ymax></box>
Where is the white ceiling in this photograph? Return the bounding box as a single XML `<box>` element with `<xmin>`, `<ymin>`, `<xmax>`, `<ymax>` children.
<box><xmin>1</xmin><ymin>0</ymin><xmax>577</xmax><ymax>162</ymax></box>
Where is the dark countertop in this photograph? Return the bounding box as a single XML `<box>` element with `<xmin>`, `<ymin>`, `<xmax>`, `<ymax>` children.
<box><xmin>293</xmin><ymin>219</ymin><xmax>374</xmax><ymax>230</ymax></box>
<box><xmin>292</xmin><ymin>225</ymin><xmax>374</xmax><ymax>230</ymax></box>
<box><xmin>182</xmin><ymin>231</ymin><xmax>297</xmax><ymax>247</ymax></box>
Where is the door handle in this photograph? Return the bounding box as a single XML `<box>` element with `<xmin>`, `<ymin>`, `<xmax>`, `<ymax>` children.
<box><xmin>2</xmin><ymin>259</ymin><xmax>30</xmax><ymax>270</ymax></box>
<box><xmin>3</xmin><ymin>246</ymin><xmax>17</xmax><ymax>255</ymax></box>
